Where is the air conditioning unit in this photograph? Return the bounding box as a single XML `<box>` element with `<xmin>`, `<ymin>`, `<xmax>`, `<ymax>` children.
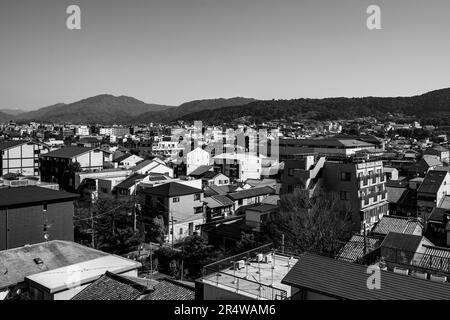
<box><xmin>265</xmin><ymin>254</ymin><xmax>273</xmax><ymax>264</ymax></box>
<box><xmin>236</xmin><ymin>260</ymin><xmax>245</xmax><ymax>270</ymax></box>
<box><xmin>412</xmin><ymin>271</ymin><xmax>428</xmax><ymax>280</ymax></box>
<box><xmin>430</xmin><ymin>274</ymin><xmax>447</xmax><ymax>283</ymax></box>
<box><xmin>393</xmin><ymin>267</ymin><xmax>409</xmax><ymax>275</ymax></box>
<box><xmin>256</xmin><ymin>254</ymin><xmax>264</xmax><ymax>262</ymax></box>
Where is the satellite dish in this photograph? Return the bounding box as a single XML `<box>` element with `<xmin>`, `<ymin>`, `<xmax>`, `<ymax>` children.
<box><xmin>44</xmin><ymin>233</ymin><xmax>50</xmax><ymax>241</ymax></box>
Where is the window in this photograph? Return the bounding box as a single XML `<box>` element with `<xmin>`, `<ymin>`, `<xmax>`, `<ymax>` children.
<box><xmin>179</xmin><ymin>228</ymin><xmax>183</xmax><ymax>235</ymax></box>
<box><xmin>340</xmin><ymin>191</ymin><xmax>350</xmax><ymax>200</ymax></box>
<box><xmin>194</xmin><ymin>206</ymin><xmax>203</xmax><ymax>214</ymax></box>
<box><xmin>43</xmin><ymin>203</ymin><xmax>48</xmax><ymax>211</ymax></box>
<box><xmin>194</xmin><ymin>194</ymin><xmax>201</xmax><ymax>201</ymax></box>
<box><xmin>238</xmin><ymin>199</ymin><xmax>243</xmax><ymax>205</ymax></box>
<box><xmin>173</xmin><ymin>197</ymin><xmax>180</xmax><ymax>203</ymax></box>
<box><xmin>340</xmin><ymin>172</ymin><xmax>351</xmax><ymax>181</ymax></box>
<box><xmin>288</xmin><ymin>168</ymin><xmax>294</xmax><ymax>176</ymax></box>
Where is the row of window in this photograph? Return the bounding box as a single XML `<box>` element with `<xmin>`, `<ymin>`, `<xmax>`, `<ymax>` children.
<box><xmin>172</xmin><ymin>193</ymin><xmax>202</xmax><ymax>203</ymax></box>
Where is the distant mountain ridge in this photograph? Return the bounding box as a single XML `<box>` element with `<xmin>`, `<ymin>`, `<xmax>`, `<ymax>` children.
<box><xmin>0</xmin><ymin>109</ymin><xmax>25</xmax><ymax>116</ymax></box>
<box><xmin>15</xmin><ymin>95</ymin><xmax>173</xmax><ymax>124</ymax></box>
<box><xmin>7</xmin><ymin>88</ymin><xmax>450</xmax><ymax>125</ymax></box>
<box><xmin>129</xmin><ymin>97</ymin><xmax>257</xmax><ymax>124</ymax></box>
<box><xmin>178</xmin><ymin>88</ymin><xmax>450</xmax><ymax>124</ymax></box>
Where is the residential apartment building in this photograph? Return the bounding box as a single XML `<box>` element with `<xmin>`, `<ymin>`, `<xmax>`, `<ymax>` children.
<box><xmin>213</xmin><ymin>153</ymin><xmax>263</xmax><ymax>181</ymax></box>
<box><xmin>40</xmin><ymin>147</ymin><xmax>104</xmax><ymax>190</ymax></box>
<box><xmin>323</xmin><ymin>157</ymin><xmax>388</xmax><ymax>233</ymax></box>
<box><xmin>0</xmin><ymin>140</ymin><xmax>47</xmax><ymax>177</ymax></box>
<box><xmin>281</xmin><ymin>153</ymin><xmax>325</xmax><ymax>195</ymax></box>
<box><xmin>139</xmin><ymin>182</ymin><xmax>205</xmax><ymax>243</ymax></box>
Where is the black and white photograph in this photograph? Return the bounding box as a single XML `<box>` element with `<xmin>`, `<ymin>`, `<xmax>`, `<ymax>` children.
<box><xmin>1</xmin><ymin>0</ymin><xmax>450</xmax><ymax>314</ymax></box>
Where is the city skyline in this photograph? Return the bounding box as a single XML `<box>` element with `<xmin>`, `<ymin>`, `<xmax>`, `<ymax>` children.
<box><xmin>1</xmin><ymin>0</ymin><xmax>450</xmax><ymax>110</ymax></box>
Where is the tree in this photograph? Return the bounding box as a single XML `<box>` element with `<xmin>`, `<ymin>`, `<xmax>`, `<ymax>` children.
<box><xmin>62</xmin><ymin>161</ymin><xmax>82</xmax><ymax>192</ymax></box>
<box><xmin>146</xmin><ymin>215</ymin><xmax>166</xmax><ymax>244</ymax></box>
<box><xmin>267</xmin><ymin>189</ymin><xmax>353</xmax><ymax>256</ymax></box>
<box><xmin>74</xmin><ymin>198</ymin><xmax>144</xmax><ymax>255</ymax></box>
<box><xmin>180</xmin><ymin>235</ymin><xmax>224</xmax><ymax>279</ymax></box>
<box><xmin>234</xmin><ymin>232</ymin><xmax>266</xmax><ymax>254</ymax></box>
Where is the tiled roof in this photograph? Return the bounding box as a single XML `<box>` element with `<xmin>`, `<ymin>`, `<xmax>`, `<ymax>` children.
<box><xmin>281</xmin><ymin>253</ymin><xmax>450</xmax><ymax>300</ymax></box>
<box><xmin>205</xmin><ymin>195</ymin><xmax>235</xmax><ymax>209</ymax></box>
<box><xmin>141</xmin><ymin>182</ymin><xmax>203</xmax><ymax>197</ymax></box>
<box><xmin>337</xmin><ymin>234</ymin><xmax>383</xmax><ymax>262</ymax></box>
<box><xmin>71</xmin><ymin>271</ymin><xmax>151</xmax><ymax>300</ymax></box>
<box><xmin>141</xmin><ymin>278</ymin><xmax>195</xmax><ymax>300</ymax></box>
<box><xmin>43</xmin><ymin>147</ymin><xmax>96</xmax><ymax>159</ymax></box>
<box><xmin>0</xmin><ymin>186</ymin><xmax>79</xmax><ymax>208</ymax></box>
<box><xmin>372</xmin><ymin>215</ymin><xmax>422</xmax><ymax>236</ymax></box>
<box><xmin>227</xmin><ymin>186</ymin><xmax>275</xmax><ymax>201</ymax></box>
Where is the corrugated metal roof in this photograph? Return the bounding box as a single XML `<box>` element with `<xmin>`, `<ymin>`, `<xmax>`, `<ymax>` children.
<box><xmin>281</xmin><ymin>253</ymin><xmax>450</xmax><ymax>300</ymax></box>
<box><xmin>416</xmin><ymin>246</ymin><xmax>450</xmax><ymax>272</ymax></box>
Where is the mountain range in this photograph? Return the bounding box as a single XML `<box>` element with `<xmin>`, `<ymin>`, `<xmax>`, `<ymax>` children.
<box><xmin>3</xmin><ymin>88</ymin><xmax>450</xmax><ymax>125</ymax></box>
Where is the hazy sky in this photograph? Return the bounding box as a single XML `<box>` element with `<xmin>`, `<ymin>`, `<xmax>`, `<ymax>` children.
<box><xmin>1</xmin><ymin>0</ymin><xmax>450</xmax><ymax>110</ymax></box>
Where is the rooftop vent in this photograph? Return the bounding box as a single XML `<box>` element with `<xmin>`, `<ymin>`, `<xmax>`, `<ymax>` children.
<box><xmin>33</xmin><ymin>258</ymin><xmax>43</xmax><ymax>265</ymax></box>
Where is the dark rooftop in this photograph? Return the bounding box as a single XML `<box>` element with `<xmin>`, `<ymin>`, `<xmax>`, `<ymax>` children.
<box><xmin>227</xmin><ymin>186</ymin><xmax>275</xmax><ymax>201</ymax></box>
<box><xmin>0</xmin><ymin>186</ymin><xmax>79</xmax><ymax>209</ymax></box>
<box><xmin>188</xmin><ymin>165</ymin><xmax>213</xmax><ymax>177</ymax></box>
<box><xmin>115</xmin><ymin>173</ymin><xmax>147</xmax><ymax>190</ymax></box>
<box><xmin>380</xmin><ymin>232</ymin><xmax>426</xmax><ymax>253</ymax></box>
<box><xmin>43</xmin><ymin>147</ymin><xmax>97</xmax><ymax>159</ymax></box>
<box><xmin>282</xmin><ymin>253</ymin><xmax>450</xmax><ymax>300</ymax></box>
<box><xmin>141</xmin><ymin>182</ymin><xmax>203</xmax><ymax>197</ymax></box>
<box><xmin>417</xmin><ymin>170</ymin><xmax>448</xmax><ymax>194</ymax></box>
<box><xmin>0</xmin><ymin>140</ymin><xmax>29</xmax><ymax>151</ymax></box>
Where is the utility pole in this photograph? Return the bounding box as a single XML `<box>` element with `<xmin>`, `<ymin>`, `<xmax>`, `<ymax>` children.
<box><xmin>90</xmin><ymin>206</ymin><xmax>95</xmax><ymax>249</ymax></box>
<box><xmin>171</xmin><ymin>213</ymin><xmax>174</xmax><ymax>249</ymax></box>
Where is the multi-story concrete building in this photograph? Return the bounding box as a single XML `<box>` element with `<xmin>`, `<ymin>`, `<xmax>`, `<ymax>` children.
<box><xmin>213</xmin><ymin>153</ymin><xmax>263</xmax><ymax>181</ymax></box>
<box><xmin>323</xmin><ymin>157</ymin><xmax>388</xmax><ymax>233</ymax></box>
<box><xmin>281</xmin><ymin>153</ymin><xmax>326</xmax><ymax>195</ymax></box>
<box><xmin>40</xmin><ymin>147</ymin><xmax>104</xmax><ymax>190</ymax></box>
<box><xmin>0</xmin><ymin>140</ymin><xmax>47</xmax><ymax>177</ymax></box>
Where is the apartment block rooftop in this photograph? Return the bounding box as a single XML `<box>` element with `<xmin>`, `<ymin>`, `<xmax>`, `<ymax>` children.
<box><xmin>198</xmin><ymin>244</ymin><xmax>297</xmax><ymax>300</ymax></box>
